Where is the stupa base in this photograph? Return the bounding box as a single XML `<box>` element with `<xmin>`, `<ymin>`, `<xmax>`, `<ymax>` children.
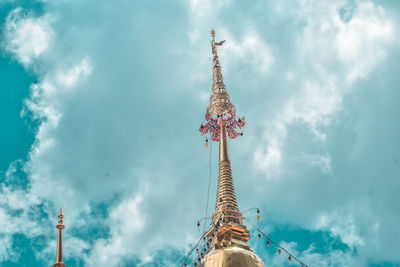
<box><xmin>199</xmin><ymin>247</ymin><xmax>265</xmax><ymax>267</ymax></box>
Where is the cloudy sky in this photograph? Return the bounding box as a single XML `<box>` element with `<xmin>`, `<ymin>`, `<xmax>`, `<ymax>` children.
<box><xmin>1</xmin><ymin>0</ymin><xmax>399</xmax><ymax>266</ymax></box>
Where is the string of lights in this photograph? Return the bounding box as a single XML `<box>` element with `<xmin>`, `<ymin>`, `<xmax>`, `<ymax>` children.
<box><xmin>179</xmin><ymin>230</ymin><xmax>209</xmax><ymax>267</ymax></box>
<box><xmin>190</xmin><ymin>241</ymin><xmax>208</xmax><ymax>267</ymax></box>
<box><xmin>174</xmin><ymin>245</ymin><xmax>194</xmax><ymax>266</ymax></box>
<box><xmin>245</xmin><ymin>217</ymin><xmax>308</xmax><ymax>267</ymax></box>
<box><xmin>177</xmin><ymin>209</ymin><xmax>309</xmax><ymax>267</ymax></box>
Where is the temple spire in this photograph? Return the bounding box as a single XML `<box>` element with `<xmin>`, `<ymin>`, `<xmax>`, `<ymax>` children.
<box><xmin>196</xmin><ymin>29</ymin><xmax>264</xmax><ymax>267</ymax></box>
<box><xmin>199</xmin><ymin>29</ymin><xmax>248</xmax><ymax>250</ymax></box>
<box><xmin>209</xmin><ymin>30</ymin><xmax>242</xmax><ymax>226</ymax></box>
<box><xmin>54</xmin><ymin>208</ymin><xmax>65</xmax><ymax>267</ymax></box>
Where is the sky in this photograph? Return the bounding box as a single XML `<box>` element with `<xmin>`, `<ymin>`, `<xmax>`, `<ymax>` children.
<box><xmin>0</xmin><ymin>0</ymin><xmax>399</xmax><ymax>266</ymax></box>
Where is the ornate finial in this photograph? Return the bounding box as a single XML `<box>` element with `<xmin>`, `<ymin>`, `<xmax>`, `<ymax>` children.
<box><xmin>54</xmin><ymin>208</ymin><xmax>65</xmax><ymax>267</ymax></box>
<box><xmin>57</xmin><ymin>208</ymin><xmax>64</xmax><ymax>227</ymax></box>
<box><xmin>199</xmin><ymin>29</ymin><xmax>245</xmax><ymax>142</ymax></box>
<box><xmin>207</xmin><ymin>29</ymin><xmax>237</xmax><ymax>119</ymax></box>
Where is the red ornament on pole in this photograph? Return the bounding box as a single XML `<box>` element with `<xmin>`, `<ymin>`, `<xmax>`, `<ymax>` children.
<box><xmin>199</xmin><ymin>112</ymin><xmax>245</xmax><ymax>142</ymax></box>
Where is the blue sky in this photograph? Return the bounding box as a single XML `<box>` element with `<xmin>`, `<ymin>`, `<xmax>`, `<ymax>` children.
<box><xmin>0</xmin><ymin>0</ymin><xmax>399</xmax><ymax>266</ymax></box>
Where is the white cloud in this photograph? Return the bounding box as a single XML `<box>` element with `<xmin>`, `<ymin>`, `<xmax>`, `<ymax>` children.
<box><xmin>0</xmin><ymin>235</ymin><xmax>15</xmax><ymax>262</ymax></box>
<box><xmin>22</xmin><ymin>58</ymin><xmax>91</xmax><ymax>124</ymax></box>
<box><xmin>0</xmin><ymin>163</ymin><xmax>42</xmax><ymax>235</ymax></box>
<box><xmin>3</xmin><ymin>8</ymin><xmax>52</xmax><ymax>66</ymax></box>
<box><xmin>298</xmin><ymin>152</ymin><xmax>332</xmax><ymax>173</ymax></box>
<box><xmin>254</xmin><ymin>136</ymin><xmax>282</xmax><ymax>178</ymax></box>
<box><xmin>0</xmin><ymin>34</ymin><xmax>93</xmax><ymax>262</ymax></box>
<box><xmin>220</xmin><ymin>29</ymin><xmax>274</xmax><ymax>74</ymax></box>
<box><xmin>87</xmin><ymin>194</ymin><xmax>145</xmax><ymax>267</ymax></box>
<box><xmin>316</xmin><ymin>213</ymin><xmax>365</xmax><ymax>247</ymax></box>
<box><xmin>270</xmin><ymin>241</ymin><xmax>354</xmax><ymax>267</ymax></box>
<box><xmin>335</xmin><ymin>2</ymin><xmax>394</xmax><ymax>81</ymax></box>
<box><xmin>294</xmin><ymin>1</ymin><xmax>394</xmax><ymax>82</ymax></box>
<box><xmin>250</xmin><ymin>1</ymin><xmax>398</xmax><ymax>264</ymax></box>
<box><xmin>255</xmin><ymin>0</ymin><xmax>394</xmax><ymax>173</ymax></box>
<box><xmin>0</xmin><ymin>162</ymin><xmax>46</xmax><ymax>262</ymax></box>
<box><xmin>284</xmin><ymin>77</ymin><xmax>341</xmax><ymax>140</ymax></box>
<box><xmin>55</xmin><ymin>58</ymin><xmax>92</xmax><ymax>88</ymax></box>
<box><xmin>314</xmin><ymin>203</ymin><xmax>382</xmax><ymax>251</ymax></box>
<box><xmin>189</xmin><ymin>0</ymin><xmax>230</xmax><ymax>18</ymax></box>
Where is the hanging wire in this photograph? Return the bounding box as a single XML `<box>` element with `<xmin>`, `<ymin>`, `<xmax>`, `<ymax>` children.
<box><xmin>174</xmin><ymin>231</ymin><xmax>205</xmax><ymax>267</ymax></box>
<box><xmin>180</xmin><ymin>230</ymin><xmax>209</xmax><ymax>267</ymax></box>
<box><xmin>173</xmin><ymin>246</ymin><xmax>193</xmax><ymax>267</ymax></box>
<box><xmin>203</xmin><ymin>132</ymin><xmax>213</xmax><ymax>233</ymax></box>
<box><xmin>241</xmin><ymin>207</ymin><xmax>260</xmax><ymax>214</ymax></box>
<box><xmin>245</xmin><ymin>218</ymin><xmax>308</xmax><ymax>267</ymax></box>
<box><xmin>179</xmin><ymin>209</ymin><xmax>308</xmax><ymax>267</ymax></box>
<box><xmin>190</xmin><ymin>242</ymin><xmax>208</xmax><ymax>267</ymax></box>
<box><xmin>180</xmin><ymin>216</ymin><xmax>221</xmax><ymax>267</ymax></box>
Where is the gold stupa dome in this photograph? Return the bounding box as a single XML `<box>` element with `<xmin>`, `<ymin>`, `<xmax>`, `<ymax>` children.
<box><xmin>200</xmin><ymin>247</ymin><xmax>265</xmax><ymax>267</ymax></box>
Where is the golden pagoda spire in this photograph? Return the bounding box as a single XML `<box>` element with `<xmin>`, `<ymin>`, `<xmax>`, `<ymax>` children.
<box><xmin>54</xmin><ymin>208</ymin><xmax>65</xmax><ymax>267</ymax></box>
<box><xmin>199</xmin><ymin>29</ymin><xmax>249</xmax><ymax>250</ymax></box>
<box><xmin>196</xmin><ymin>29</ymin><xmax>265</xmax><ymax>267</ymax></box>
<box><xmin>209</xmin><ymin>29</ymin><xmax>242</xmax><ymax>226</ymax></box>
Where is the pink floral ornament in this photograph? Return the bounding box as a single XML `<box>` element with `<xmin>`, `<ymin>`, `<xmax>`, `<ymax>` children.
<box><xmin>199</xmin><ymin>112</ymin><xmax>245</xmax><ymax>142</ymax></box>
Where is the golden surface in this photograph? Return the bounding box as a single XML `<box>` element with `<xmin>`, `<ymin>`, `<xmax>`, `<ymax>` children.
<box><xmin>212</xmin><ymin>118</ymin><xmax>242</xmax><ymax>227</ymax></box>
<box><xmin>200</xmin><ymin>247</ymin><xmax>265</xmax><ymax>267</ymax></box>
